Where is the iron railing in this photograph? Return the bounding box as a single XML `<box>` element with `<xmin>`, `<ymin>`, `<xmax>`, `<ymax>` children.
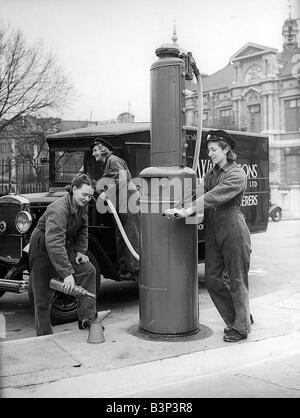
<box><xmin>0</xmin><ymin>159</ymin><xmax>49</xmax><ymax>195</ymax></box>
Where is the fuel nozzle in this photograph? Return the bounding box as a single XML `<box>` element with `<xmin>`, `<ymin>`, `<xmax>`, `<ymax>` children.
<box><xmin>50</xmin><ymin>279</ymin><xmax>96</xmax><ymax>299</ymax></box>
<box><xmin>180</xmin><ymin>51</ymin><xmax>200</xmax><ymax>79</ymax></box>
<box><xmin>187</xmin><ymin>52</ymin><xmax>200</xmax><ymax>78</ymax></box>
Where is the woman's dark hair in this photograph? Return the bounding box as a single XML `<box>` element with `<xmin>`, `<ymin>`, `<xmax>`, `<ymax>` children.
<box><xmin>212</xmin><ymin>139</ymin><xmax>237</xmax><ymax>162</ymax></box>
<box><xmin>65</xmin><ymin>173</ymin><xmax>94</xmax><ymax>193</ymax></box>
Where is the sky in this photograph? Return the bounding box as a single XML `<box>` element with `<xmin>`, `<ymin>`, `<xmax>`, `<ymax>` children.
<box><xmin>0</xmin><ymin>0</ymin><xmax>295</xmax><ymax>122</ymax></box>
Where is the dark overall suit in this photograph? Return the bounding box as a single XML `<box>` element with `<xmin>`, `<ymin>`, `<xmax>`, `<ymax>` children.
<box><xmin>95</xmin><ymin>152</ymin><xmax>140</xmax><ymax>276</ymax></box>
<box><xmin>195</xmin><ymin>162</ymin><xmax>252</xmax><ymax>335</ymax></box>
<box><xmin>29</xmin><ymin>193</ymin><xmax>96</xmax><ymax>336</ymax></box>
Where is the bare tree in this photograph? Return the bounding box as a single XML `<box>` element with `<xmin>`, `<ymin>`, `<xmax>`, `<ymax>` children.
<box><xmin>14</xmin><ymin>116</ymin><xmax>59</xmax><ymax>165</ymax></box>
<box><xmin>0</xmin><ymin>24</ymin><xmax>74</xmax><ymax>133</ymax></box>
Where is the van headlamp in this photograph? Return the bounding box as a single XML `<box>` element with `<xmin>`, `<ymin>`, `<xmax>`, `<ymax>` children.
<box><xmin>15</xmin><ymin>211</ymin><xmax>33</xmax><ymax>234</ymax></box>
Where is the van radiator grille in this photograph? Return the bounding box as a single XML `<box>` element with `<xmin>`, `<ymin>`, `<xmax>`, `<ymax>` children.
<box><xmin>0</xmin><ymin>202</ymin><xmax>22</xmax><ymax>259</ymax></box>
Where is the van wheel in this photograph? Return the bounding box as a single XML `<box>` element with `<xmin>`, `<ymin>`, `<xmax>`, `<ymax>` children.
<box><xmin>50</xmin><ymin>292</ymin><xmax>78</xmax><ymax>324</ymax></box>
<box><xmin>271</xmin><ymin>209</ymin><xmax>282</xmax><ymax>222</ymax></box>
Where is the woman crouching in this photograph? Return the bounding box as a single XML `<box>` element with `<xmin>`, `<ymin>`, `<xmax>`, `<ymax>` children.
<box><xmin>29</xmin><ymin>174</ymin><xmax>96</xmax><ymax>336</ymax></box>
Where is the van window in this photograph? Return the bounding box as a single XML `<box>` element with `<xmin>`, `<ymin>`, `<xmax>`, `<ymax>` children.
<box><xmin>125</xmin><ymin>144</ymin><xmax>150</xmax><ymax>178</ymax></box>
<box><xmin>55</xmin><ymin>151</ymin><xmax>84</xmax><ymax>182</ymax></box>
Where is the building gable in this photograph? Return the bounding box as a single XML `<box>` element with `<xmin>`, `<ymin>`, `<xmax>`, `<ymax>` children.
<box><xmin>230</xmin><ymin>42</ymin><xmax>278</xmax><ymax>63</ymax></box>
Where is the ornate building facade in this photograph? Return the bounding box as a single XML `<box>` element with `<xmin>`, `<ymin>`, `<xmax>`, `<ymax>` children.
<box><xmin>186</xmin><ymin>15</ymin><xmax>300</xmax><ymax>218</ymax></box>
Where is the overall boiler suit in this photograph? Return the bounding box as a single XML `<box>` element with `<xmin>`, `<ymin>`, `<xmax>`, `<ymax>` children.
<box><xmin>195</xmin><ymin>162</ymin><xmax>252</xmax><ymax>335</ymax></box>
<box><xmin>29</xmin><ymin>192</ymin><xmax>96</xmax><ymax>336</ymax></box>
<box><xmin>95</xmin><ymin>152</ymin><xmax>140</xmax><ymax>277</ymax></box>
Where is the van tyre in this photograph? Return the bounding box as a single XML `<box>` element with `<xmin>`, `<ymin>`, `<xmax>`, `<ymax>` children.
<box><xmin>50</xmin><ymin>292</ymin><xmax>78</xmax><ymax>324</ymax></box>
<box><xmin>271</xmin><ymin>208</ymin><xmax>282</xmax><ymax>222</ymax></box>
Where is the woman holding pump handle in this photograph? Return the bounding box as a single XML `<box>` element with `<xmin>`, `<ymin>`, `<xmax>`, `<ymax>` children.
<box><xmin>165</xmin><ymin>129</ymin><xmax>253</xmax><ymax>342</ymax></box>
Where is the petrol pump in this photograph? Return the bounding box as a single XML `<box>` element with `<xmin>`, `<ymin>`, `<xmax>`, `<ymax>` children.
<box><xmin>139</xmin><ymin>42</ymin><xmax>203</xmax><ymax>337</ymax></box>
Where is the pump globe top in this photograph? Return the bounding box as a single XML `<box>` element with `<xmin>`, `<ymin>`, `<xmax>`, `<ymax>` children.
<box><xmin>155</xmin><ymin>43</ymin><xmax>180</xmax><ymax>58</ymax></box>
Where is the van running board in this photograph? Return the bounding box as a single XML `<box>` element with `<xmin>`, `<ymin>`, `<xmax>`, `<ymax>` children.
<box><xmin>0</xmin><ymin>279</ymin><xmax>29</xmax><ymax>293</ymax></box>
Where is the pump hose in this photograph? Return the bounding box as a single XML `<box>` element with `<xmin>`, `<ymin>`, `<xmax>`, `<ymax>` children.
<box><xmin>191</xmin><ymin>67</ymin><xmax>203</xmax><ymax>175</ymax></box>
<box><xmin>105</xmin><ymin>197</ymin><xmax>140</xmax><ymax>261</ymax></box>
<box><xmin>172</xmin><ymin>58</ymin><xmax>203</xmax><ymax>210</ymax></box>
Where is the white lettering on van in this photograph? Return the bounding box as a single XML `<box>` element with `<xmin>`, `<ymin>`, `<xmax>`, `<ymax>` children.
<box><xmin>241</xmin><ymin>164</ymin><xmax>258</xmax><ymax>179</ymax></box>
<box><xmin>199</xmin><ymin>159</ymin><xmax>213</xmax><ymax>179</ymax></box>
<box><xmin>241</xmin><ymin>194</ymin><xmax>258</xmax><ymax>207</ymax></box>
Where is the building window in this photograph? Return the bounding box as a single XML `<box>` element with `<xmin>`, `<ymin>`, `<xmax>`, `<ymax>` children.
<box><xmin>285</xmin><ymin>98</ymin><xmax>300</xmax><ymax>132</ymax></box>
<box><xmin>219</xmin><ymin>109</ymin><xmax>231</xmax><ymax>118</ymax></box>
<box><xmin>285</xmin><ymin>154</ymin><xmax>300</xmax><ymax>184</ymax></box>
<box><xmin>0</xmin><ymin>143</ymin><xmax>8</xmax><ymax>154</ymax></box>
<box><xmin>245</xmin><ymin>66</ymin><xmax>262</xmax><ymax>82</ymax></box>
<box><xmin>248</xmin><ymin>104</ymin><xmax>261</xmax><ymax>133</ymax></box>
<box><xmin>202</xmin><ymin>112</ymin><xmax>209</xmax><ymax>127</ymax></box>
<box><xmin>289</xmin><ymin>99</ymin><xmax>300</xmax><ymax>108</ymax></box>
<box><xmin>249</xmin><ymin>104</ymin><xmax>260</xmax><ymax>113</ymax></box>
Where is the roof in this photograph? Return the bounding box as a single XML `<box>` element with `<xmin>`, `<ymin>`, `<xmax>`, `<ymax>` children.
<box><xmin>47</xmin><ymin>120</ymin><xmax>267</xmax><ymax>145</ymax></box>
<box><xmin>47</xmin><ymin>122</ymin><xmax>150</xmax><ymax>140</ymax></box>
<box><xmin>230</xmin><ymin>42</ymin><xmax>278</xmax><ymax>62</ymax></box>
<box><xmin>200</xmin><ymin>42</ymin><xmax>281</xmax><ymax>93</ymax></box>
<box><xmin>194</xmin><ymin>41</ymin><xmax>300</xmax><ymax>92</ymax></box>
<box><xmin>202</xmin><ymin>64</ymin><xmax>235</xmax><ymax>92</ymax></box>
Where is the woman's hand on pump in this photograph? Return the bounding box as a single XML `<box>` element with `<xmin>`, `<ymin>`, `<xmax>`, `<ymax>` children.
<box><xmin>164</xmin><ymin>206</ymin><xmax>195</xmax><ymax>219</ymax></box>
<box><xmin>76</xmin><ymin>252</ymin><xmax>89</xmax><ymax>264</ymax></box>
<box><xmin>99</xmin><ymin>192</ymin><xmax>107</xmax><ymax>201</ymax></box>
<box><xmin>63</xmin><ymin>275</ymin><xmax>76</xmax><ymax>293</ymax></box>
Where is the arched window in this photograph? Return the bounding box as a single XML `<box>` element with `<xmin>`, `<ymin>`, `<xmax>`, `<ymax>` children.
<box><xmin>245</xmin><ymin>66</ymin><xmax>262</xmax><ymax>82</ymax></box>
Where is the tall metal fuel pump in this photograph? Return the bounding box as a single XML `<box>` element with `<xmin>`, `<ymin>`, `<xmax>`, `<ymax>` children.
<box><xmin>139</xmin><ymin>42</ymin><xmax>203</xmax><ymax>337</ymax></box>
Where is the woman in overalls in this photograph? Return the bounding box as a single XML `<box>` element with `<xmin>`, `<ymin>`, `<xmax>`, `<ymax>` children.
<box><xmin>165</xmin><ymin>130</ymin><xmax>253</xmax><ymax>342</ymax></box>
<box><xmin>29</xmin><ymin>174</ymin><xmax>97</xmax><ymax>336</ymax></box>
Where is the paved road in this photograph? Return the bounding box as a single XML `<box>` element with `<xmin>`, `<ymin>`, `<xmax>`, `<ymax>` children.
<box><xmin>1</xmin><ymin>219</ymin><xmax>300</xmax><ymax>341</ymax></box>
